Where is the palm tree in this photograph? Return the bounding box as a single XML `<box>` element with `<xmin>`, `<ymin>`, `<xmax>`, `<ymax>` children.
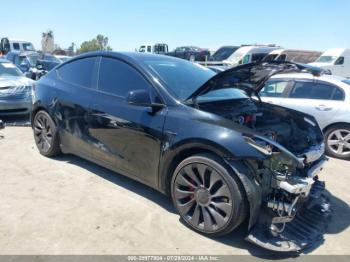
<box><xmin>42</xmin><ymin>30</ymin><xmax>54</xmax><ymax>53</ymax></box>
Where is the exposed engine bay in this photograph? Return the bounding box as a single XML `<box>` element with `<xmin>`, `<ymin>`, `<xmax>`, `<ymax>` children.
<box><xmin>196</xmin><ymin>98</ymin><xmax>324</xmax><ymax>155</ymax></box>
<box><xmin>195</xmin><ymin>98</ymin><xmax>330</xmax><ymax>252</ymax></box>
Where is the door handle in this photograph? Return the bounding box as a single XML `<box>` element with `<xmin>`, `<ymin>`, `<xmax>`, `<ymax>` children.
<box><xmin>315</xmin><ymin>105</ymin><xmax>332</xmax><ymax>111</ymax></box>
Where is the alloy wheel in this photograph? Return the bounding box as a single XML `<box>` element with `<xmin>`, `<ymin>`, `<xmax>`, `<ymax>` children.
<box><xmin>173</xmin><ymin>163</ymin><xmax>233</xmax><ymax>233</ymax></box>
<box><xmin>327</xmin><ymin>129</ymin><xmax>350</xmax><ymax>156</ymax></box>
<box><xmin>34</xmin><ymin>113</ymin><xmax>53</xmax><ymax>153</ymax></box>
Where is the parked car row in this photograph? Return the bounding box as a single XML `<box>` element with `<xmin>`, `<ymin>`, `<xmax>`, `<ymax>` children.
<box><xmin>0</xmin><ymin>58</ymin><xmax>35</xmax><ymax>116</ymax></box>
<box><xmin>0</xmin><ymin>37</ymin><xmax>72</xmax><ymax>116</ymax></box>
<box><xmin>137</xmin><ymin>43</ymin><xmax>350</xmax><ymax>78</ymax></box>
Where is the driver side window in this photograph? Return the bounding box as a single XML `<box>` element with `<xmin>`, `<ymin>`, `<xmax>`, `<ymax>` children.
<box><xmin>98</xmin><ymin>57</ymin><xmax>150</xmax><ymax>98</ymax></box>
<box><xmin>335</xmin><ymin>57</ymin><xmax>344</xmax><ymax>65</ymax></box>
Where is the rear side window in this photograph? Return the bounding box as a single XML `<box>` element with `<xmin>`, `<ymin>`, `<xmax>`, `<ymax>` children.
<box><xmin>98</xmin><ymin>57</ymin><xmax>149</xmax><ymax>97</ymax></box>
<box><xmin>290</xmin><ymin>81</ymin><xmax>344</xmax><ymax>100</ymax></box>
<box><xmin>12</xmin><ymin>43</ymin><xmax>20</xmax><ymax>50</ymax></box>
<box><xmin>260</xmin><ymin>80</ymin><xmax>290</xmax><ymax>97</ymax></box>
<box><xmin>290</xmin><ymin>81</ymin><xmax>318</xmax><ymax>99</ymax></box>
<box><xmin>57</xmin><ymin>57</ymin><xmax>97</xmax><ymax>88</ymax></box>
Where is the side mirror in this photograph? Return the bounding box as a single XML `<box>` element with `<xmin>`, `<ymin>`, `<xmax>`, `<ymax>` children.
<box><xmin>126</xmin><ymin>89</ymin><xmax>164</xmax><ymax>112</ymax></box>
<box><xmin>127</xmin><ymin>89</ymin><xmax>152</xmax><ymax>106</ymax></box>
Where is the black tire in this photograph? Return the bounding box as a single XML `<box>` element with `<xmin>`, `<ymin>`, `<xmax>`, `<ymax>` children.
<box><xmin>189</xmin><ymin>54</ymin><xmax>195</xmax><ymax>62</ymax></box>
<box><xmin>324</xmin><ymin>124</ymin><xmax>350</xmax><ymax>160</ymax></box>
<box><xmin>171</xmin><ymin>153</ymin><xmax>247</xmax><ymax>237</ymax></box>
<box><xmin>33</xmin><ymin>110</ymin><xmax>61</xmax><ymax>157</ymax></box>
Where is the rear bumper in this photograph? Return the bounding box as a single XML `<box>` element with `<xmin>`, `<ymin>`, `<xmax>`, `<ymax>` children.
<box><xmin>246</xmin><ymin>180</ymin><xmax>331</xmax><ymax>252</ymax></box>
<box><xmin>0</xmin><ymin>100</ymin><xmax>32</xmax><ymax>115</ymax></box>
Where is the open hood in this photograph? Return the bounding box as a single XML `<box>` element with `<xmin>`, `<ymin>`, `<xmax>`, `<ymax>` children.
<box><xmin>186</xmin><ymin>62</ymin><xmax>325</xmax><ymax>101</ymax></box>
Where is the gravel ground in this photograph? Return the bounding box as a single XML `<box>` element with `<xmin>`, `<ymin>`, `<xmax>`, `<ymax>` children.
<box><xmin>0</xmin><ymin>126</ymin><xmax>349</xmax><ymax>256</ymax></box>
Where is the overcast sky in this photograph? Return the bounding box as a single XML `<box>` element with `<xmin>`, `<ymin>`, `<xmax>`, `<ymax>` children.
<box><xmin>1</xmin><ymin>0</ymin><xmax>349</xmax><ymax>52</ymax></box>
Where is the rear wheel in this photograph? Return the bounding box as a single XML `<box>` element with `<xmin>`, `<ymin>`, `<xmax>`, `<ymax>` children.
<box><xmin>33</xmin><ymin>110</ymin><xmax>61</xmax><ymax>157</ymax></box>
<box><xmin>325</xmin><ymin>124</ymin><xmax>350</xmax><ymax>160</ymax></box>
<box><xmin>171</xmin><ymin>153</ymin><xmax>247</xmax><ymax>237</ymax></box>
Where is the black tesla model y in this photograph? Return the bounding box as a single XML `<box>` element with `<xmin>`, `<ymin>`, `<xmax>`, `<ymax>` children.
<box><xmin>31</xmin><ymin>52</ymin><xmax>331</xmax><ymax>252</ymax></box>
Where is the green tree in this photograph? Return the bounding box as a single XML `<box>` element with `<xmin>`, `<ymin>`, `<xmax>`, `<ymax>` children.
<box><xmin>78</xmin><ymin>34</ymin><xmax>112</xmax><ymax>54</ymax></box>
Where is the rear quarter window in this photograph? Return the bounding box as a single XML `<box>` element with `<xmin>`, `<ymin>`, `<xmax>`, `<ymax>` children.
<box><xmin>57</xmin><ymin>57</ymin><xmax>97</xmax><ymax>89</ymax></box>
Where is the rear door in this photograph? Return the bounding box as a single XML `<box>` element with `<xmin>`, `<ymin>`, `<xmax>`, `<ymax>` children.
<box><xmin>54</xmin><ymin>56</ymin><xmax>99</xmax><ymax>158</ymax></box>
<box><xmin>279</xmin><ymin>79</ymin><xmax>345</xmax><ymax>129</ymax></box>
<box><xmin>88</xmin><ymin>56</ymin><xmax>166</xmax><ymax>187</ymax></box>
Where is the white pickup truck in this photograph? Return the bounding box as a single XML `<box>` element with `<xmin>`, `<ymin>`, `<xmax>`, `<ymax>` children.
<box><xmin>309</xmin><ymin>48</ymin><xmax>350</xmax><ymax>78</ymax></box>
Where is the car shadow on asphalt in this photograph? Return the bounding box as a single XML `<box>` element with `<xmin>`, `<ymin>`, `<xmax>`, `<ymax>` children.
<box><xmin>53</xmin><ymin>154</ymin><xmax>176</xmax><ymax>214</ymax></box>
<box><xmin>53</xmin><ymin>154</ymin><xmax>350</xmax><ymax>258</ymax></box>
<box><xmin>0</xmin><ymin>115</ymin><xmax>30</xmax><ymax>126</ymax></box>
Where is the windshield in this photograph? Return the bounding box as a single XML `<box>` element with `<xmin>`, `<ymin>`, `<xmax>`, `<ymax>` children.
<box><xmin>0</xmin><ymin>62</ymin><xmax>23</xmax><ymax>77</ymax></box>
<box><xmin>26</xmin><ymin>55</ymin><xmax>39</xmax><ymax>67</ymax></box>
<box><xmin>44</xmin><ymin>55</ymin><xmax>60</xmax><ymax>63</ymax></box>
<box><xmin>211</xmin><ymin>47</ymin><xmax>238</xmax><ymax>61</ymax></box>
<box><xmin>22</xmin><ymin>43</ymin><xmax>35</xmax><ymax>51</ymax></box>
<box><xmin>142</xmin><ymin>57</ymin><xmax>215</xmax><ymax>100</ymax></box>
<box><xmin>225</xmin><ymin>49</ymin><xmax>246</xmax><ymax>64</ymax></box>
<box><xmin>342</xmin><ymin>80</ymin><xmax>350</xmax><ymax>86</ymax></box>
<box><xmin>316</xmin><ymin>56</ymin><xmax>338</xmax><ymax>63</ymax></box>
<box><xmin>263</xmin><ymin>54</ymin><xmax>278</xmax><ymax>62</ymax></box>
<box><xmin>197</xmin><ymin>88</ymin><xmax>249</xmax><ymax>102</ymax></box>
<box><xmin>57</xmin><ymin>56</ymin><xmax>70</xmax><ymax>62</ymax></box>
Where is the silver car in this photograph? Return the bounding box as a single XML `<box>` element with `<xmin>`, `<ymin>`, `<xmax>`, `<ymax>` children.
<box><xmin>260</xmin><ymin>72</ymin><xmax>350</xmax><ymax>160</ymax></box>
<box><xmin>0</xmin><ymin>59</ymin><xmax>34</xmax><ymax>116</ymax></box>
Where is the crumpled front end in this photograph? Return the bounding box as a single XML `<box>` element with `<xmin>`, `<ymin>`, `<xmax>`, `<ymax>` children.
<box><xmin>244</xmin><ymin>140</ymin><xmax>332</xmax><ymax>252</ymax></box>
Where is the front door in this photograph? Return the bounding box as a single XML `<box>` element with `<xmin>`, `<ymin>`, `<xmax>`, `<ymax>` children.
<box><xmin>260</xmin><ymin>79</ymin><xmax>292</xmax><ymax>106</ymax></box>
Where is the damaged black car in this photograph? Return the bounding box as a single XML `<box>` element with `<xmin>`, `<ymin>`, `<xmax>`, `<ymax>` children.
<box><xmin>31</xmin><ymin>52</ymin><xmax>331</xmax><ymax>252</ymax></box>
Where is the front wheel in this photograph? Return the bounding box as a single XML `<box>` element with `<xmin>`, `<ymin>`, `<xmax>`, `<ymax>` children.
<box><xmin>325</xmin><ymin>124</ymin><xmax>350</xmax><ymax>160</ymax></box>
<box><xmin>171</xmin><ymin>154</ymin><xmax>247</xmax><ymax>237</ymax></box>
<box><xmin>33</xmin><ymin>110</ymin><xmax>61</xmax><ymax>157</ymax></box>
<box><xmin>189</xmin><ymin>55</ymin><xmax>195</xmax><ymax>62</ymax></box>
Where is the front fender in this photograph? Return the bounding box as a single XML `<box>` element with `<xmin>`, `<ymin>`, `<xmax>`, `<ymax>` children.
<box><xmin>159</xmin><ymin>105</ymin><xmax>267</xmax><ymax>193</ymax></box>
<box><xmin>224</xmin><ymin>159</ymin><xmax>262</xmax><ymax>230</ymax></box>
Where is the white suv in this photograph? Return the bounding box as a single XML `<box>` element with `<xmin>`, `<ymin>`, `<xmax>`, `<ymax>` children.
<box><xmin>260</xmin><ymin>73</ymin><xmax>350</xmax><ymax>159</ymax></box>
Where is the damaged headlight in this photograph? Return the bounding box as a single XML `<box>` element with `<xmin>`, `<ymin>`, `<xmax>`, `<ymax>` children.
<box><xmin>243</xmin><ymin>134</ymin><xmax>305</xmax><ymax>169</ymax></box>
<box><xmin>244</xmin><ymin>135</ymin><xmax>273</xmax><ymax>156</ymax></box>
